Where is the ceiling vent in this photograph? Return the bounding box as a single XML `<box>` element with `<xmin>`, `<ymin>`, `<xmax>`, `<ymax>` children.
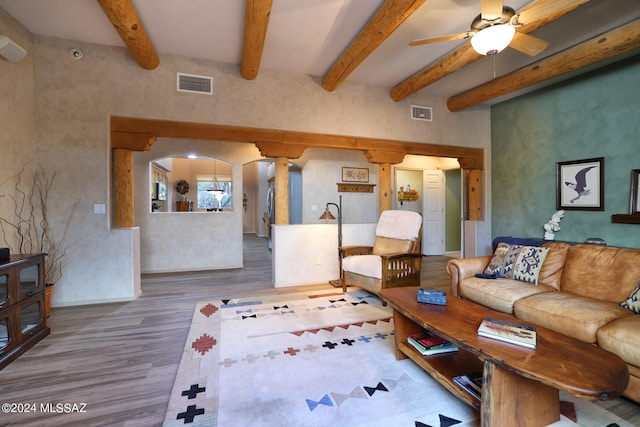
<box><xmin>177</xmin><ymin>72</ymin><xmax>213</xmax><ymax>95</ymax></box>
<box><xmin>411</xmin><ymin>105</ymin><xmax>432</xmax><ymax>122</ymax></box>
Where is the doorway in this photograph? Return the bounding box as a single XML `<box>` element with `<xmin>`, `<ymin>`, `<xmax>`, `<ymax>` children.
<box><xmin>394</xmin><ymin>167</ymin><xmax>462</xmax><ymax>256</ymax></box>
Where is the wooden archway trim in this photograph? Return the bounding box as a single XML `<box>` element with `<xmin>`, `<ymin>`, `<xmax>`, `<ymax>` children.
<box><xmin>109</xmin><ymin>116</ymin><xmax>485</xmax><ymax>226</ymax></box>
<box><xmin>110</xmin><ymin>116</ymin><xmax>484</xmax><ymax>167</ymax></box>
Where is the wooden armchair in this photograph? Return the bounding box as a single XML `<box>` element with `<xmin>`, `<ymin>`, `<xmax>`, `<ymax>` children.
<box><xmin>339</xmin><ymin>210</ymin><xmax>423</xmax><ymax>298</ymax></box>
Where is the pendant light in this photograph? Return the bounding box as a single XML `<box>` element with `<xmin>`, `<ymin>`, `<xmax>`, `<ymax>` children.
<box><xmin>208</xmin><ymin>159</ymin><xmax>224</xmax><ymax>195</ymax></box>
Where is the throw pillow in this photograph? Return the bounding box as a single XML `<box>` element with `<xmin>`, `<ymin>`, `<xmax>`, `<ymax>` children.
<box><xmin>620</xmin><ymin>285</ymin><xmax>640</xmax><ymax>314</ymax></box>
<box><xmin>512</xmin><ymin>246</ymin><xmax>550</xmax><ymax>285</ymax></box>
<box><xmin>502</xmin><ymin>244</ymin><xmax>525</xmax><ymax>279</ymax></box>
<box><xmin>484</xmin><ymin>242</ymin><xmax>511</xmax><ymax>276</ymax></box>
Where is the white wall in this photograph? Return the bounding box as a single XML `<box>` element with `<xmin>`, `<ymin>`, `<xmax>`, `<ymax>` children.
<box><xmin>0</xmin><ymin>9</ymin><xmax>34</xmax><ymax>243</ymax></box>
<box><xmin>272</xmin><ymin>223</ymin><xmax>376</xmax><ymax>287</ymax></box>
<box><xmin>134</xmin><ymin>139</ymin><xmax>262</xmax><ymax>273</ymax></box>
<box><xmin>0</xmin><ymin>24</ymin><xmax>492</xmax><ymax>306</ymax></box>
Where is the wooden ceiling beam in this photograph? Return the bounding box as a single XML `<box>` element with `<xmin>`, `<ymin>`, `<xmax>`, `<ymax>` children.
<box><xmin>96</xmin><ymin>0</ymin><xmax>159</xmax><ymax>70</ymax></box>
<box><xmin>390</xmin><ymin>0</ymin><xmax>591</xmax><ymax>102</ymax></box>
<box><xmin>447</xmin><ymin>18</ymin><xmax>640</xmax><ymax>112</ymax></box>
<box><xmin>240</xmin><ymin>0</ymin><xmax>273</xmax><ymax>80</ymax></box>
<box><xmin>322</xmin><ymin>0</ymin><xmax>427</xmax><ymax>92</ymax></box>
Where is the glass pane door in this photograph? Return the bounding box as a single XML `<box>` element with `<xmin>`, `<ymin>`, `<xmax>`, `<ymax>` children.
<box><xmin>19</xmin><ymin>264</ymin><xmax>39</xmax><ymax>296</ymax></box>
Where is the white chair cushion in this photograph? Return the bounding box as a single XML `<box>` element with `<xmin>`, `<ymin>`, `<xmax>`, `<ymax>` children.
<box><xmin>342</xmin><ymin>255</ymin><xmax>382</xmax><ymax>280</ymax></box>
<box><xmin>376</xmin><ymin>210</ymin><xmax>421</xmax><ymax>241</ymax></box>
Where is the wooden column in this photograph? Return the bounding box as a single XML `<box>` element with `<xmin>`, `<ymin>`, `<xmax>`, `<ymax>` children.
<box><xmin>379</xmin><ymin>163</ymin><xmax>392</xmax><ymax>213</ymax></box>
<box><xmin>113</xmin><ymin>149</ymin><xmax>134</xmax><ymax>228</ymax></box>
<box><xmin>274</xmin><ymin>157</ymin><xmax>289</xmax><ymax>224</ymax></box>
<box><xmin>467</xmin><ymin>169</ymin><xmax>482</xmax><ymax>221</ymax></box>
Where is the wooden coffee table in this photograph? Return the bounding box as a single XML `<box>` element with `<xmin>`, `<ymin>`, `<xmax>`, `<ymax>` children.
<box><xmin>379</xmin><ymin>286</ymin><xmax>629</xmax><ymax>427</ymax></box>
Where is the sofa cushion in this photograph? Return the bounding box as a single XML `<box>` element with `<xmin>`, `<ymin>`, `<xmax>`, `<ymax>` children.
<box><xmin>372</xmin><ymin>237</ymin><xmax>414</xmax><ymax>255</ymax></box>
<box><xmin>514</xmin><ymin>291</ymin><xmax>632</xmax><ymax>343</ymax></box>
<box><xmin>597</xmin><ymin>315</ymin><xmax>640</xmax><ymax>368</ymax></box>
<box><xmin>375</xmin><ymin>210</ymin><xmax>422</xmax><ymax>240</ymax></box>
<box><xmin>538</xmin><ymin>242</ymin><xmax>571</xmax><ymax>290</ymax></box>
<box><xmin>459</xmin><ymin>277</ymin><xmax>555</xmax><ymax>314</ymax></box>
<box><xmin>620</xmin><ymin>285</ymin><xmax>640</xmax><ymax>314</ymax></box>
<box><xmin>562</xmin><ymin>244</ymin><xmax>640</xmax><ymax>303</ymax></box>
<box><xmin>342</xmin><ymin>255</ymin><xmax>382</xmax><ymax>279</ymax></box>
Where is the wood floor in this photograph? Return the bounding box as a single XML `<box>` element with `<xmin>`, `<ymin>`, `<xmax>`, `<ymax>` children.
<box><xmin>0</xmin><ymin>234</ymin><xmax>638</xmax><ymax>426</ymax></box>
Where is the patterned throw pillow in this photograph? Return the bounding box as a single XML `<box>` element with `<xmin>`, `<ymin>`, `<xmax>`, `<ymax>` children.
<box><xmin>484</xmin><ymin>242</ymin><xmax>511</xmax><ymax>276</ymax></box>
<box><xmin>502</xmin><ymin>245</ymin><xmax>525</xmax><ymax>279</ymax></box>
<box><xmin>484</xmin><ymin>243</ymin><xmax>549</xmax><ymax>284</ymax></box>
<box><xmin>512</xmin><ymin>246</ymin><xmax>550</xmax><ymax>285</ymax></box>
<box><xmin>620</xmin><ymin>285</ymin><xmax>640</xmax><ymax>314</ymax></box>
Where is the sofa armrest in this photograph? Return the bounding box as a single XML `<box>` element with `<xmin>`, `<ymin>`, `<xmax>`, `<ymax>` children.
<box><xmin>446</xmin><ymin>256</ymin><xmax>491</xmax><ymax>297</ymax></box>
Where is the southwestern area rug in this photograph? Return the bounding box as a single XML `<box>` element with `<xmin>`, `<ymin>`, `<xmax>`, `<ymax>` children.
<box><xmin>163</xmin><ymin>289</ymin><xmax>632</xmax><ymax>427</ymax></box>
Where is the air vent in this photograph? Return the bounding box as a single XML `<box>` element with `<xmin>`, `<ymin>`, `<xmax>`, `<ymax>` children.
<box><xmin>411</xmin><ymin>105</ymin><xmax>432</xmax><ymax>122</ymax></box>
<box><xmin>177</xmin><ymin>73</ymin><xmax>213</xmax><ymax>95</ymax></box>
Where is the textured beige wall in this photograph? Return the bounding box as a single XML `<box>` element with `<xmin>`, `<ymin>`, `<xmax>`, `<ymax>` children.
<box><xmin>27</xmin><ymin>33</ymin><xmax>490</xmax><ymax>305</ymax></box>
<box><xmin>0</xmin><ymin>9</ymin><xmax>34</xmax><ymax>250</ymax></box>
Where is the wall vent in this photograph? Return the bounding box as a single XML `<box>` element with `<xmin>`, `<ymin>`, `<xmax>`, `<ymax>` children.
<box><xmin>177</xmin><ymin>73</ymin><xmax>213</xmax><ymax>95</ymax></box>
<box><xmin>411</xmin><ymin>105</ymin><xmax>432</xmax><ymax>122</ymax></box>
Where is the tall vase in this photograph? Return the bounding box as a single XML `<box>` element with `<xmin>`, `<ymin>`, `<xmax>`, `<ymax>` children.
<box><xmin>45</xmin><ymin>283</ymin><xmax>54</xmax><ymax>318</ymax></box>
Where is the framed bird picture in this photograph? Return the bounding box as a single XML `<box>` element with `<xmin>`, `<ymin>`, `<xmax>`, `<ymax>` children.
<box><xmin>556</xmin><ymin>157</ymin><xmax>604</xmax><ymax>211</ymax></box>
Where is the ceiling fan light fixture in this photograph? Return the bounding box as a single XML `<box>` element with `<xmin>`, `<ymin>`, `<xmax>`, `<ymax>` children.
<box><xmin>471</xmin><ymin>24</ymin><xmax>515</xmax><ymax>56</ymax></box>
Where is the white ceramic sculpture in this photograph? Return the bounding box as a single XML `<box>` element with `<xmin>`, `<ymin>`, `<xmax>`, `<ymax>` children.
<box><xmin>544</xmin><ymin>210</ymin><xmax>565</xmax><ymax>240</ymax></box>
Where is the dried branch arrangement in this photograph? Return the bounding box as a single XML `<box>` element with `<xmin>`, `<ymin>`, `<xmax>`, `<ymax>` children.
<box><xmin>0</xmin><ymin>165</ymin><xmax>78</xmax><ymax>284</ymax></box>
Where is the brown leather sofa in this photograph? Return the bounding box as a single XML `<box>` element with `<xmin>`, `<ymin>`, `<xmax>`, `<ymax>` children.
<box><xmin>446</xmin><ymin>241</ymin><xmax>640</xmax><ymax>403</ymax></box>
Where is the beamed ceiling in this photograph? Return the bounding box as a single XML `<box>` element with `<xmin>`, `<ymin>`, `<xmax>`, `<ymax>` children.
<box><xmin>1</xmin><ymin>0</ymin><xmax>639</xmax><ymax>110</ymax></box>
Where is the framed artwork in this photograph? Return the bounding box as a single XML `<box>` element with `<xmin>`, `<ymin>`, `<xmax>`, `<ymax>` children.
<box><xmin>630</xmin><ymin>169</ymin><xmax>640</xmax><ymax>214</ymax></box>
<box><xmin>342</xmin><ymin>167</ymin><xmax>369</xmax><ymax>183</ymax></box>
<box><xmin>556</xmin><ymin>157</ymin><xmax>604</xmax><ymax>211</ymax></box>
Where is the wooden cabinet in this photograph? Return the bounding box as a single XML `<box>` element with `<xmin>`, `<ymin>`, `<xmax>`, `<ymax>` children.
<box><xmin>0</xmin><ymin>254</ymin><xmax>50</xmax><ymax>370</ymax></box>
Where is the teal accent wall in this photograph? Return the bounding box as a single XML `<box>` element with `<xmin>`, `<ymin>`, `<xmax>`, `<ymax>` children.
<box><xmin>445</xmin><ymin>169</ymin><xmax>461</xmax><ymax>251</ymax></box>
<box><xmin>491</xmin><ymin>56</ymin><xmax>640</xmax><ymax>248</ymax></box>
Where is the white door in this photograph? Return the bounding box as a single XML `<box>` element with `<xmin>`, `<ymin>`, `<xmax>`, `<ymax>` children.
<box><xmin>423</xmin><ymin>170</ymin><xmax>445</xmax><ymax>255</ymax></box>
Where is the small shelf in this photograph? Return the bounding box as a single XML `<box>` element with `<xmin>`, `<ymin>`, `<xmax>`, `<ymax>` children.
<box><xmin>611</xmin><ymin>214</ymin><xmax>640</xmax><ymax>224</ymax></box>
<box><xmin>398</xmin><ymin>191</ymin><xmax>419</xmax><ymax>201</ymax></box>
<box><xmin>337</xmin><ymin>183</ymin><xmax>375</xmax><ymax>193</ymax></box>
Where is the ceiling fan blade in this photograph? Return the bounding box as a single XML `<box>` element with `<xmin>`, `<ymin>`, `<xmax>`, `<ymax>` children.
<box><xmin>480</xmin><ymin>0</ymin><xmax>504</xmax><ymax>21</ymax></box>
<box><xmin>509</xmin><ymin>31</ymin><xmax>549</xmax><ymax>56</ymax></box>
<box><xmin>409</xmin><ymin>32</ymin><xmax>475</xmax><ymax>46</ymax></box>
<box><xmin>515</xmin><ymin>0</ymin><xmax>590</xmax><ymax>29</ymax></box>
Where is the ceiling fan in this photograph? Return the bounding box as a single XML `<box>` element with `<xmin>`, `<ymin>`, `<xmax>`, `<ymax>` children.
<box><xmin>409</xmin><ymin>0</ymin><xmax>549</xmax><ymax>57</ymax></box>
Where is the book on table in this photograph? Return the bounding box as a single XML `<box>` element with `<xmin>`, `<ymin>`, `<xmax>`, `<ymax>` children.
<box><xmin>477</xmin><ymin>317</ymin><xmax>537</xmax><ymax>349</ymax></box>
<box><xmin>452</xmin><ymin>372</ymin><xmax>483</xmax><ymax>400</ymax></box>
<box><xmin>407</xmin><ymin>332</ymin><xmax>458</xmax><ymax>355</ymax></box>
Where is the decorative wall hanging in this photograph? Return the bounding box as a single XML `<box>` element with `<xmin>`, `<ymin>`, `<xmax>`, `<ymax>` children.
<box><xmin>342</xmin><ymin>167</ymin><xmax>369</xmax><ymax>183</ymax></box>
<box><xmin>556</xmin><ymin>157</ymin><xmax>604</xmax><ymax>211</ymax></box>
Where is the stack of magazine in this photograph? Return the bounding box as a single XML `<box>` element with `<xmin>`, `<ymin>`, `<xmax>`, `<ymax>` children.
<box><xmin>477</xmin><ymin>317</ymin><xmax>537</xmax><ymax>349</ymax></box>
<box><xmin>452</xmin><ymin>372</ymin><xmax>483</xmax><ymax>400</ymax></box>
<box><xmin>407</xmin><ymin>332</ymin><xmax>458</xmax><ymax>355</ymax></box>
